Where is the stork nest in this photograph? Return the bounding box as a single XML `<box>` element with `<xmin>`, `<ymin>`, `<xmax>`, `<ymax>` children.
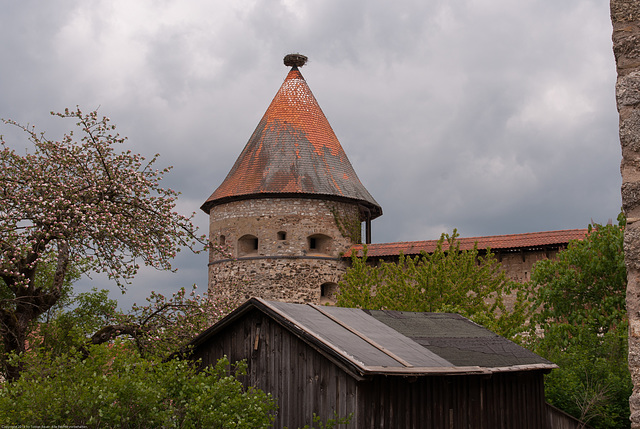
<box><xmin>284</xmin><ymin>53</ymin><xmax>308</xmax><ymax>68</ymax></box>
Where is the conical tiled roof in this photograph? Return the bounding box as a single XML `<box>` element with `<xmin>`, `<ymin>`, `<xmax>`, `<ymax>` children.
<box><xmin>201</xmin><ymin>60</ymin><xmax>382</xmax><ymax>219</ymax></box>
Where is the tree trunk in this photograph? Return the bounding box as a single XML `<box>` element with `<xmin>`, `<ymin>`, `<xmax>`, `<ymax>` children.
<box><xmin>0</xmin><ymin>285</ymin><xmax>63</xmax><ymax>382</ymax></box>
<box><xmin>611</xmin><ymin>1</ymin><xmax>640</xmax><ymax>426</ymax></box>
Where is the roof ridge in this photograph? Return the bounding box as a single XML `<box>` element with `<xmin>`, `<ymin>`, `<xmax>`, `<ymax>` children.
<box><xmin>352</xmin><ymin>228</ymin><xmax>589</xmax><ymax>247</ymax></box>
<box><xmin>345</xmin><ymin>228</ymin><xmax>589</xmax><ymax>257</ymax></box>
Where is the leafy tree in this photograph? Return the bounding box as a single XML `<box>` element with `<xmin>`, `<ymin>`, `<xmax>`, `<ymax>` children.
<box><xmin>33</xmin><ymin>286</ymin><xmax>239</xmax><ymax>360</ymax></box>
<box><xmin>528</xmin><ymin>215</ymin><xmax>631</xmax><ymax>429</ymax></box>
<box><xmin>0</xmin><ymin>108</ymin><xmax>206</xmax><ymax>380</ymax></box>
<box><xmin>34</xmin><ymin>287</ymin><xmax>118</xmax><ymax>356</ymax></box>
<box><xmin>0</xmin><ymin>343</ymin><xmax>277</xmax><ymax>428</ymax></box>
<box><xmin>336</xmin><ymin>230</ymin><xmax>532</xmax><ymax>340</ymax></box>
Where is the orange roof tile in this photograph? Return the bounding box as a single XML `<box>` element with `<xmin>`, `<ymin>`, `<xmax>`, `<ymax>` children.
<box><xmin>344</xmin><ymin>229</ymin><xmax>589</xmax><ymax>258</ymax></box>
<box><xmin>201</xmin><ymin>60</ymin><xmax>381</xmax><ymax>218</ymax></box>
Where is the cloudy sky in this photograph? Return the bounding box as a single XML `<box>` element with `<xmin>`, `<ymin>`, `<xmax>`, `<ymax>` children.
<box><xmin>0</xmin><ymin>0</ymin><xmax>621</xmax><ymax>308</ymax></box>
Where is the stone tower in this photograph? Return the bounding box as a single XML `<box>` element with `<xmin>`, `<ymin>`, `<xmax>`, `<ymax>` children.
<box><xmin>201</xmin><ymin>54</ymin><xmax>382</xmax><ymax>304</ymax></box>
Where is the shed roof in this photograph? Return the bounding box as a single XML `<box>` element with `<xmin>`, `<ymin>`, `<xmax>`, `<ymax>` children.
<box><xmin>344</xmin><ymin>229</ymin><xmax>588</xmax><ymax>258</ymax></box>
<box><xmin>201</xmin><ymin>59</ymin><xmax>381</xmax><ymax>218</ymax></box>
<box><xmin>188</xmin><ymin>298</ymin><xmax>555</xmax><ymax>378</ymax></box>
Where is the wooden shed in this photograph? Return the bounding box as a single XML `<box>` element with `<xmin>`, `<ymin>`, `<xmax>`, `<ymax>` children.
<box><xmin>187</xmin><ymin>298</ymin><xmax>557</xmax><ymax>429</ymax></box>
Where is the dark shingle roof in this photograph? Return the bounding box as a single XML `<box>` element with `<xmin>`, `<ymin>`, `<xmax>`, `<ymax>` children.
<box><xmin>189</xmin><ymin>298</ymin><xmax>555</xmax><ymax>377</ymax></box>
<box><xmin>344</xmin><ymin>229</ymin><xmax>588</xmax><ymax>258</ymax></box>
<box><xmin>201</xmin><ymin>64</ymin><xmax>381</xmax><ymax>218</ymax></box>
<box><xmin>367</xmin><ymin>310</ymin><xmax>546</xmax><ymax>368</ymax></box>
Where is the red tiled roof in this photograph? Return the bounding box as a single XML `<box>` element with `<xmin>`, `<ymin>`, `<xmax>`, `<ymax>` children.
<box><xmin>344</xmin><ymin>229</ymin><xmax>589</xmax><ymax>258</ymax></box>
<box><xmin>201</xmin><ymin>64</ymin><xmax>381</xmax><ymax>218</ymax></box>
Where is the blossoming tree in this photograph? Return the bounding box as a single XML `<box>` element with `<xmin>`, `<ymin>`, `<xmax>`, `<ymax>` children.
<box><xmin>0</xmin><ymin>108</ymin><xmax>206</xmax><ymax>381</ymax></box>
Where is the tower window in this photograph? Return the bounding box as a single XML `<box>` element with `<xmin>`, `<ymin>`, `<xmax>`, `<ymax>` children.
<box><xmin>277</xmin><ymin>231</ymin><xmax>287</xmax><ymax>240</ymax></box>
<box><xmin>238</xmin><ymin>234</ymin><xmax>259</xmax><ymax>256</ymax></box>
<box><xmin>219</xmin><ymin>235</ymin><xmax>226</xmax><ymax>246</ymax></box>
<box><xmin>320</xmin><ymin>282</ymin><xmax>338</xmax><ymax>304</ymax></box>
<box><xmin>308</xmin><ymin>234</ymin><xmax>331</xmax><ymax>254</ymax></box>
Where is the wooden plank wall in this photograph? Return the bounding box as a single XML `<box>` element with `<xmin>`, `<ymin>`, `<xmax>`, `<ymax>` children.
<box><xmin>190</xmin><ymin>310</ymin><xmax>359</xmax><ymax>428</ymax></box>
<box><xmin>357</xmin><ymin>371</ymin><xmax>549</xmax><ymax>429</ymax></box>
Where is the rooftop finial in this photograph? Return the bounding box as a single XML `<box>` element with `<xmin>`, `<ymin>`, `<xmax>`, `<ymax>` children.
<box><xmin>284</xmin><ymin>53</ymin><xmax>308</xmax><ymax>68</ymax></box>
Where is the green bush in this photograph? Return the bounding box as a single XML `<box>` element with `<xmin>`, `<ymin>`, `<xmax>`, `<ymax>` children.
<box><xmin>0</xmin><ymin>343</ymin><xmax>276</xmax><ymax>428</ymax></box>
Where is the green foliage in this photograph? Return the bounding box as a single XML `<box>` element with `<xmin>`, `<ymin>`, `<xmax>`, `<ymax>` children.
<box><xmin>0</xmin><ymin>286</ymin><xmax>261</xmax><ymax>427</ymax></box>
<box><xmin>27</xmin><ymin>285</ymin><xmax>237</xmax><ymax>363</ymax></box>
<box><xmin>531</xmin><ymin>215</ymin><xmax>627</xmax><ymax>337</ymax></box>
<box><xmin>120</xmin><ymin>286</ymin><xmax>239</xmax><ymax>358</ymax></box>
<box><xmin>541</xmin><ymin>328</ymin><xmax>631</xmax><ymax>429</ymax></box>
<box><xmin>34</xmin><ymin>288</ymin><xmax>119</xmax><ymax>355</ymax></box>
<box><xmin>337</xmin><ymin>230</ymin><xmax>532</xmax><ymax>340</ymax></box>
<box><xmin>0</xmin><ymin>253</ymin><xmax>83</xmax><ymax>377</ymax></box>
<box><xmin>0</xmin><ymin>344</ymin><xmax>276</xmax><ymax>428</ymax></box>
<box><xmin>528</xmin><ymin>215</ymin><xmax>631</xmax><ymax>429</ymax></box>
<box><xmin>290</xmin><ymin>411</ymin><xmax>353</xmax><ymax>429</ymax></box>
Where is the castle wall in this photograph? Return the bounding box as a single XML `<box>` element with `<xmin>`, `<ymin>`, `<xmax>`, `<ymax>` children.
<box><xmin>496</xmin><ymin>249</ymin><xmax>562</xmax><ymax>311</ymax></box>
<box><xmin>208</xmin><ymin>197</ymin><xmax>361</xmax><ymax>304</ymax></box>
<box><xmin>366</xmin><ymin>247</ymin><xmax>563</xmax><ymax>284</ymax></box>
<box><xmin>496</xmin><ymin>248</ymin><xmax>562</xmax><ymax>283</ymax></box>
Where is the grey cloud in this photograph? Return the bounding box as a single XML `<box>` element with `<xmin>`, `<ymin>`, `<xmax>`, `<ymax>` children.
<box><xmin>0</xmin><ymin>0</ymin><xmax>622</xmax><ymax>310</ymax></box>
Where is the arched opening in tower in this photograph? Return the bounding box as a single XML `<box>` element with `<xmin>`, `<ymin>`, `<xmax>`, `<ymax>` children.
<box><xmin>308</xmin><ymin>234</ymin><xmax>332</xmax><ymax>254</ymax></box>
<box><xmin>238</xmin><ymin>234</ymin><xmax>259</xmax><ymax>256</ymax></box>
<box><xmin>320</xmin><ymin>282</ymin><xmax>338</xmax><ymax>304</ymax></box>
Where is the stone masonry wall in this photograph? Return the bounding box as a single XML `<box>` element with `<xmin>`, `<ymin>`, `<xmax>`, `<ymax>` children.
<box><xmin>210</xmin><ymin>258</ymin><xmax>346</xmax><ymax>304</ymax></box>
<box><xmin>208</xmin><ymin>197</ymin><xmax>361</xmax><ymax>304</ymax></box>
<box><xmin>611</xmin><ymin>0</ymin><xmax>640</xmax><ymax>424</ymax></box>
<box><xmin>496</xmin><ymin>249</ymin><xmax>561</xmax><ymax>283</ymax></box>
